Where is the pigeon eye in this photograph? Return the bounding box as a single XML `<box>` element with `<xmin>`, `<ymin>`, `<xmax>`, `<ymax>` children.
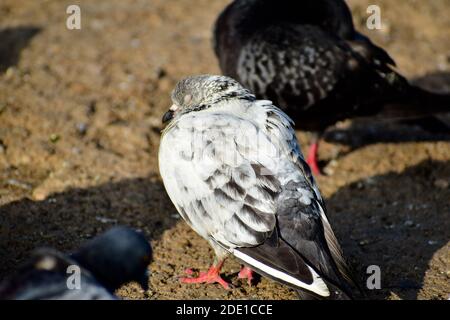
<box><xmin>183</xmin><ymin>94</ymin><xmax>192</xmax><ymax>104</ymax></box>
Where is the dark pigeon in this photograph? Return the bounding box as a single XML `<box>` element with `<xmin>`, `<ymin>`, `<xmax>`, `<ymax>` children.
<box><xmin>0</xmin><ymin>226</ymin><xmax>152</xmax><ymax>300</ymax></box>
<box><xmin>214</xmin><ymin>0</ymin><xmax>450</xmax><ymax>174</ymax></box>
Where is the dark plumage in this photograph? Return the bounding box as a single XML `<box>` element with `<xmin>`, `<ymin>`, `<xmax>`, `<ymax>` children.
<box><xmin>0</xmin><ymin>226</ymin><xmax>152</xmax><ymax>300</ymax></box>
<box><xmin>214</xmin><ymin>0</ymin><xmax>450</xmax><ymax>174</ymax></box>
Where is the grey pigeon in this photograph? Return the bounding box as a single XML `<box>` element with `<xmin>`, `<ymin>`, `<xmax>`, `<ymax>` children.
<box><xmin>0</xmin><ymin>226</ymin><xmax>152</xmax><ymax>300</ymax></box>
<box><xmin>214</xmin><ymin>0</ymin><xmax>450</xmax><ymax>175</ymax></box>
<box><xmin>159</xmin><ymin>75</ymin><xmax>358</xmax><ymax>299</ymax></box>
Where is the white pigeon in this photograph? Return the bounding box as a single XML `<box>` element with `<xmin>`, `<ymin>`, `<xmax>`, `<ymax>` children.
<box><xmin>159</xmin><ymin>75</ymin><xmax>358</xmax><ymax>299</ymax></box>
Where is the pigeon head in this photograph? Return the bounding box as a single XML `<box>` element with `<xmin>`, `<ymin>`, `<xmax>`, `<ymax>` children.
<box><xmin>162</xmin><ymin>75</ymin><xmax>254</xmax><ymax>123</ymax></box>
<box><xmin>71</xmin><ymin>226</ymin><xmax>152</xmax><ymax>292</ymax></box>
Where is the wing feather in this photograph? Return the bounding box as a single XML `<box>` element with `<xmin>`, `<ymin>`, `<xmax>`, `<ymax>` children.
<box><xmin>159</xmin><ymin>111</ymin><xmax>280</xmax><ymax>248</ymax></box>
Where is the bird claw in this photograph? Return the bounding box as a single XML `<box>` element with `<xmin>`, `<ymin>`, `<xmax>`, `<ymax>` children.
<box><xmin>180</xmin><ymin>266</ymin><xmax>231</xmax><ymax>290</ymax></box>
<box><xmin>238</xmin><ymin>266</ymin><xmax>254</xmax><ymax>286</ymax></box>
<box><xmin>184</xmin><ymin>268</ymin><xmax>194</xmax><ymax>275</ymax></box>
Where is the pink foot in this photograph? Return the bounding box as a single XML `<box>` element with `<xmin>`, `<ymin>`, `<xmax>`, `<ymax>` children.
<box><xmin>238</xmin><ymin>266</ymin><xmax>254</xmax><ymax>286</ymax></box>
<box><xmin>306</xmin><ymin>142</ymin><xmax>321</xmax><ymax>176</ymax></box>
<box><xmin>180</xmin><ymin>263</ymin><xmax>231</xmax><ymax>290</ymax></box>
<box><xmin>184</xmin><ymin>268</ymin><xmax>194</xmax><ymax>275</ymax></box>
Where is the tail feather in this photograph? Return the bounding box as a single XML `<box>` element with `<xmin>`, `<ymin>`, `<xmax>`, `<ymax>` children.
<box><xmin>319</xmin><ymin>208</ymin><xmax>360</xmax><ymax>297</ymax></box>
<box><xmin>233</xmin><ymin>236</ymin><xmax>353</xmax><ymax>299</ymax></box>
<box><xmin>297</xmin><ymin>281</ymin><xmax>352</xmax><ymax>300</ymax></box>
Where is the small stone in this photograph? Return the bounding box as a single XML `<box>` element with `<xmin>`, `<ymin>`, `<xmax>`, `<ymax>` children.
<box><xmin>364</xmin><ymin>177</ymin><xmax>377</xmax><ymax>186</ymax></box>
<box><xmin>434</xmin><ymin>179</ymin><xmax>449</xmax><ymax>189</ymax></box>
<box><xmin>404</xmin><ymin>220</ymin><xmax>414</xmax><ymax>227</ymax></box>
<box><xmin>5</xmin><ymin>67</ymin><xmax>16</xmax><ymax>79</ymax></box>
<box><xmin>76</xmin><ymin>123</ymin><xmax>88</xmax><ymax>136</ymax></box>
<box><xmin>95</xmin><ymin>216</ymin><xmax>117</xmax><ymax>224</ymax></box>
<box><xmin>49</xmin><ymin>133</ymin><xmax>60</xmax><ymax>143</ymax></box>
<box><xmin>33</xmin><ymin>189</ymin><xmax>48</xmax><ymax>201</ymax></box>
<box><xmin>7</xmin><ymin>179</ymin><xmax>32</xmax><ymax>190</ymax></box>
<box><xmin>358</xmin><ymin>239</ymin><xmax>370</xmax><ymax>246</ymax></box>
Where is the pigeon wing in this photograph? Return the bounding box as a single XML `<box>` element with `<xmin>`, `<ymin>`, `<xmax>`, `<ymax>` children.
<box><xmin>159</xmin><ymin>111</ymin><xmax>280</xmax><ymax>248</ymax></box>
<box><xmin>242</xmin><ymin>101</ymin><xmax>356</xmax><ymax>298</ymax></box>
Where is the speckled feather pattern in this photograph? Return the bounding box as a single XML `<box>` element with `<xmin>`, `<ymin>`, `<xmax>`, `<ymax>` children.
<box><xmin>213</xmin><ymin>0</ymin><xmax>449</xmax><ymax>133</ymax></box>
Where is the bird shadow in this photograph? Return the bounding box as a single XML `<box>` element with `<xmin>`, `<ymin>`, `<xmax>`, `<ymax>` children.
<box><xmin>326</xmin><ymin>160</ymin><xmax>450</xmax><ymax>299</ymax></box>
<box><xmin>324</xmin><ymin>71</ymin><xmax>450</xmax><ymax>151</ymax></box>
<box><xmin>324</xmin><ymin>117</ymin><xmax>450</xmax><ymax>151</ymax></box>
<box><xmin>0</xmin><ymin>26</ymin><xmax>41</xmax><ymax>72</ymax></box>
<box><xmin>0</xmin><ymin>163</ymin><xmax>448</xmax><ymax>299</ymax></box>
<box><xmin>0</xmin><ymin>175</ymin><xmax>177</xmax><ymax>281</ymax></box>
<box><xmin>412</xmin><ymin>71</ymin><xmax>450</xmax><ymax>93</ymax></box>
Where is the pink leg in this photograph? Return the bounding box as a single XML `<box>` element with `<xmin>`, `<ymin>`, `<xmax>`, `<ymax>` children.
<box><xmin>180</xmin><ymin>261</ymin><xmax>231</xmax><ymax>290</ymax></box>
<box><xmin>306</xmin><ymin>141</ymin><xmax>321</xmax><ymax>176</ymax></box>
<box><xmin>238</xmin><ymin>266</ymin><xmax>254</xmax><ymax>286</ymax></box>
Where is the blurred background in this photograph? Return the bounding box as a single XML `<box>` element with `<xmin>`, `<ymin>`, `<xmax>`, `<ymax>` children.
<box><xmin>0</xmin><ymin>0</ymin><xmax>449</xmax><ymax>299</ymax></box>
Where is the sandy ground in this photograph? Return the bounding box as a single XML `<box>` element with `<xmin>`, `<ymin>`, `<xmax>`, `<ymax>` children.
<box><xmin>0</xmin><ymin>0</ymin><xmax>449</xmax><ymax>300</ymax></box>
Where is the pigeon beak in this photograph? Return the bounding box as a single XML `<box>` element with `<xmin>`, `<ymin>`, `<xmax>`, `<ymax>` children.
<box><xmin>162</xmin><ymin>110</ymin><xmax>174</xmax><ymax>123</ymax></box>
<box><xmin>162</xmin><ymin>104</ymin><xmax>179</xmax><ymax>123</ymax></box>
<box><xmin>138</xmin><ymin>270</ymin><xmax>150</xmax><ymax>291</ymax></box>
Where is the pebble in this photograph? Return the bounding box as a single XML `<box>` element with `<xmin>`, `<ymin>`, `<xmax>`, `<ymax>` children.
<box><xmin>32</xmin><ymin>189</ymin><xmax>48</xmax><ymax>201</ymax></box>
<box><xmin>358</xmin><ymin>239</ymin><xmax>370</xmax><ymax>246</ymax></box>
<box><xmin>95</xmin><ymin>216</ymin><xmax>117</xmax><ymax>224</ymax></box>
<box><xmin>49</xmin><ymin>133</ymin><xmax>60</xmax><ymax>143</ymax></box>
<box><xmin>76</xmin><ymin>123</ymin><xmax>88</xmax><ymax>136</ymax></box>
<box><xmin>434</xmin><ymin>179</ymin><xmax>449</xmax><ymax>189</ymax></box>
<box><xmin>404</xmin><ymin>220</ymin><xmax>414</xmax><ymax>227</ymax></box>
<box><xmin>364</xmin><ymin>177</ymin><xmax>377</xmax><ymax>186</ymax></box>
<box><xmin>7</xmin><ymin>179</ymin><xmax>32</xmax><ymax>190</ymax></box>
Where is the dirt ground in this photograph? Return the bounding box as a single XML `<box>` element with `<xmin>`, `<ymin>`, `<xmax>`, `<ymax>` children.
<box><xmin>0</xmin><ymin>0</ymin><xmax>449</xmax><ymax>300</ymax></box>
